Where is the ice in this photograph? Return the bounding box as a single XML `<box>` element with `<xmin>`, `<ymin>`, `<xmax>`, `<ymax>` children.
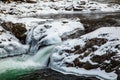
<box><xmin>26</xmin><ymin>18</ymin><xmax>84</xmax><ymax>53</ymax></box>
<box><xmin>50</xmin><ymin>27</ymin><xmax>120</xmax><ymax>80</ymax></box>
<box><xmin>0</xmin><ymin>26</ymin><xmax>29</xmax><ymax>58</ymax></box>
<box><xmin>0</xmin><ymin>0</ymin><xmax>120</xmax><ymax>79</ymax></box>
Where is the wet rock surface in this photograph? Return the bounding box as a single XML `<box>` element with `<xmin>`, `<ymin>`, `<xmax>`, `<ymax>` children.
<box><xmin>1</xmin><ymin>0</ymin><xmax>37</xmax><ymax>3</ymax></box>
<box><xmin>26</xmin><ymin>18</ymin><xmax>84</xmax><ymax>53</ymax></box>
<box><xmin>26</xmin><ymin>0</ymin><xmax>37</xmax><ymax>3</ymax></box>
<box><xmin>64</xmin><ymin>37</ymin><xmax>120</xmax><ymax>72</ymax></box>
<box><xmin>80</xmin><ymin>14</ymin><xmax>120</xmax><ymax>33</ymax></box>
<box><xmin>0</xmin><ymin>0</ymin><xmax>120</xmax><ymax>79</ymax></box>
<box><xmin>1</xmin><ymin>0</ymin><xmax>25</xmax><ymax>3</ymax></box>
<box><xmin>50</xmin><ymin>27</ymin><xmax>120</xmax><ymax>80</ymax></box>
<box><xmin>18</xmin><ymin>68</ymin><xmax>100</xmax><ymax>80</ymax></box>
<box><xmin>0</xmin><ymin>13</ymin><xmax>120</xmax><ymax>79</ymax></box>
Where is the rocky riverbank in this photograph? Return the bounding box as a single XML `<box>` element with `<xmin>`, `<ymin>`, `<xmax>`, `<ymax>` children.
<box><xmin>0</xmin><ymin>0</ymin><xmax>120</xmax><ymax>80</ymax></box>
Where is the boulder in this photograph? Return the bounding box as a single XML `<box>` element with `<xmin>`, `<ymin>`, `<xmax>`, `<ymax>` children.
<box><xmin>26</xmin><ymin>19</ymin><xmax>84</xmax><ymax>53</ymax></box>
<box><xmin>1</xmin><ymin>22</ymin><xmax>27</xmax><ymax>44</ymax></box>
<box><xmin>0</xmin><ymin>26</ymin><xmax>28</xmax><ymax>58</ymax></box>
<box><xmin>50</xmin><ymin>0</ymin><xmax>60</xmax><ymax>2</ymax></box>
<box><xmin>1</xmin><ymin>0</ymin><xmax>37</xmax><ymax>3</ymax></box>
<box><xmin>50</xmin><ymin>27</ymin><xmax>120</xmax><ymax>80</ymax></box>
<box><xmin>80</xmin><ymin>15</ymin><xmax>118</xmax><ymax>33</ymax></box>
<box><xmin>1</xmin><ymin>0</ymin><xmax>24</xmax><ymax>2</ymax></box>
<box><xmin>26</xmin><ymin>0</ymin><xmax>37</xmax><ymax>3</ymax></box>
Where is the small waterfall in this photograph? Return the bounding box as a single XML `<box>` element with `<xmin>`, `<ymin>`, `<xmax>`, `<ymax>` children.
<box><xmin>0</xmin><ymin>45</ymin><xmax>55</xmax><ymax>80</ymax></box>
<box><xmin>29</xmin><ymin>45</ymin><xmax>55</xmax><ymax>67</ymax></box>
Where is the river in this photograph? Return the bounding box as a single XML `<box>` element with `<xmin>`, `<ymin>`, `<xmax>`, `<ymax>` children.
<box><xmin>0</xmin><ymin>11</ymin><xmax>120</xmax><ymax>80</ymax></box>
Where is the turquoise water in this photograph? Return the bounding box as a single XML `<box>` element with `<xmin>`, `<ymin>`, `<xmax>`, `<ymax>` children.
<box><xmin>0</xmin><ymin>46</ymin><xmax>55</xmax><ymax>80</ymax></box>
<box><xmin>0</xmin><ymin>57</ymin><xmax>41</xmax><ymax>80</ymax></box>
<box><xmin>0</xmin><ymin>69</ymin><xmax>34</xmax><ymax>80</ymax></box>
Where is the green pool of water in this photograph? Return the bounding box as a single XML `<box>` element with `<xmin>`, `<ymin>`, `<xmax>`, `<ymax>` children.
<box><xmin>0</xmin><ymin>69</ymin><xmax>35</xmax><ymax>80</ymax></box>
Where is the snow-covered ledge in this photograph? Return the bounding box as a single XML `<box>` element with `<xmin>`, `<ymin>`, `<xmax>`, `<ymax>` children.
<box><xmin>50</xmin><ymin>27</ymin><xmax>120</xmax><ymax>80</ymax></box>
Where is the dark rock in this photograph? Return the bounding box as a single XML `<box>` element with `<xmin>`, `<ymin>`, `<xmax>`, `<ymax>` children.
<box><xmin>116</xmin><ymin>69</ymin><xmax>120</xmax><ymax>80</ymax></box>
<box><xmin>90</xmin><ymin>9</ymin><xmax>97</xmax><ymax>11</ymax></box>
<box><xmin>115</xmin><ymin>44</ymin><xmax>120</xmax><ymax>50</ymax></box>
<box><xmin>73</xmin><ymin>58</ymin><xmax>85</xmax><ymax>67</ymax></box>
<box><xmin>82</xmin><ymin>61</ymin><xmax>99</xmax><ymax>70</ymax></box>
<box><xmin>65</xmin><ymin>6</ymin><xmax>73</xmax><ymax>11</ymax></box>
<box><xmin>64</xmin><ymin>49</ymin><xmax>76</xmax><ymax>54</ymax></box>
<box><xmin>1</xmin><ymin>0</ymin><xmax>37</xmax><ymax>3</ymax></box>
<box><xmin>69</xmin><ymin>58</ymin><xmax>99</xmax><ymax>70</ymax></box>
<box><xmin>63</xmin><ymin>45</ymin><xmax>84</xmax><ymax>54</ymax></box>
<box><xmin>0</xmin><ymin>30</ymin><xmax>6</xmax><ymax>35</ymax></box>
<box><xmin>18</xmin><ymin>68</ymin><xmax>100</xmax><ymax>80</ymax></box>
<box><xmin>1</xmin><ymin>0</ymin><xmax>24</xmax><ymax>2</ymax></box>
<box><xmin>44</xmin><ymin>25</ymin><xmax>52</xmax><ymax>29</ymax></box>
<box><xmin>1</xmin><ymin>22</ymin><xmax>27</xmax><ymax>44</ymax></box>
<box><xmin>84</xmin><ymin>38</ymin><xmax>108</xmax><ymax>49</ymax></box>
<box><xmin>26</xmin><ymin>0</ymin><xmax>37</xmax><ymax>3</ymax></box>
<box><xmin>79</xmin><ymin>1</ymin><xmax>86</xmax><ymax>5</ymax></box>
<box><xmin>80</xmin><ymin>17</ymin><xmax>118</xmax><ymax>33</ymax></box>
<box><xmin>73</xmin><ymin>7</ymin><xmax>83</xmax><ymax>11</ymax></box>
<box><xmin>61</xmin><ymin>29</ymin><xmax>84</xmax><ymax>41</ymax></box>
<box><xmin>64</xmin><ymin>36</ymin><xmax>120</xmax><ymax>78</ymax></box>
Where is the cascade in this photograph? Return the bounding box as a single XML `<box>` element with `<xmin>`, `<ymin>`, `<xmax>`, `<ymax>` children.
<box><xmin>29</xmin><ymin>45</ymin><xmax>55</xmax><ymax>67</ymax></box>
<box><xmin>0</xmin><ymin>45</ymin><xmax>55</xmax><ymax>80</ymax></box>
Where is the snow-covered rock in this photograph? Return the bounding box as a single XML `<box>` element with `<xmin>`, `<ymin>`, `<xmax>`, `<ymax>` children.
<box><xmin>0</xmin><ymin>0</ymin><xmax>120</xmax><ymax>17</ymax></box>
<box><xmin>26</xmin><ymin>18</ymin><xmax>84</xmax><ymax>53</ymax></box>
<box><xmin>1</xmin><ymin>22</ymin><xmax>27</xmax><ymax>43</ymax></box>
<box><xmin>26</xmin><ymin>0</ymin><xmax>37</xmax><ymax>3</ymax></box>
<box><xmin>0</xmin><ymin>0</ymin><xmax>24</xmax><ymax>2</ymax></box>
<box><xmin>73</xmin><ymin>0</ymin><xmax>120</xmax><ymax>12</ymax></box>
<box><xmin>0</xmin><ymin>26</ymin><xmax>29</xmax><ymax>58</ymax></box>
<box><xmin>50</xmin><ymin>27</ymin><xmax>120</xmax><ymax>80</ymax></box>
<box><xmin>0</xmin><ymin>0</ymin><xmax>120</xmax><ymax>79</ymax></box>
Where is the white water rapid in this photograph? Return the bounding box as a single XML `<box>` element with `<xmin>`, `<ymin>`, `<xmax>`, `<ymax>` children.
<box><xmin>0</xmin><ymin>45</ymin><xmax>55</xmax><ymax>80</ymax></box>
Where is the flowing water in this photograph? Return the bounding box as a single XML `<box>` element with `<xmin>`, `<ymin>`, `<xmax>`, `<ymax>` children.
<box><xmin>0</xmin><ymin>12</ymin><xmax>120</xmax><ymax>80</ymax></box>
<box><xmin>0</xmin><ymin>45</ymin><xmax>55</xmax><ymax>80</ymax></box>
<box><xmin>0</xmin><ymin>0</ymin><xmax>120</xmax><ymax>78</ymax></box>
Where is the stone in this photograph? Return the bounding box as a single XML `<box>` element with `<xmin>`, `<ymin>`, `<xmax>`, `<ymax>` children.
<box><xmin>26</xmin><ymin>0</ymin><xmax>37</xmax><ymax>3</ymax></box>
<box><xmin>50</xmin><ymin>27</ymin><xmax>120</xmax><ymax>79</ymax></box>
<box><xmin>1</xmin><ymin>22</ymin><xmax>27</xmax><ymax>44</ymax></box>
<box><xmin>1</xmin><ymin>0</ymin><xmax>24</xmax><ymax>2</ymax></box>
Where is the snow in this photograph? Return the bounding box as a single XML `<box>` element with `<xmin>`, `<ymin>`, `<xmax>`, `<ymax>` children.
<box><xmin>82</xmin><ymin>27</ymin><xmax>120</xmax><ymax>40</ymax></box>
<box><xmin>51</xmin><ymin>67</ymin><xmax>117</xmax><ymax>80</ymax></box>
<box><xmin>0</xmin><ymin>26</ymin><xmax>29</xmax><ymax>58</ymax></box>
<box><xmin>63</xmin><ymin>54</ymin><xmax>80</xmax><ymax>63</ymax></box>
<box><xmin>50</xmin><ymin>27</ymin><xmax>120</xmax><ymax>80</ymax></box>
<box><xmin>0</xmin><ymin>0</ymin><xmax>120</xmax><ymax>79</ymax></box>
<box><xmin>0</xmin><ymin>0</ymin><xmax>120</xmax><ymax>17</ymax></box>
<box><xmin>73</xmin><ymin>0</ymin><xmax>120</xmax><ymax>12</ymax></box>
<box><xmin>0</xmin><ymin>14</ymin><xmax>50</xmax><ymax>29</ymax></box>
<box><xmin>26</xmin><ymin>18</ymin><xmax>84</xmax><ymax>53</ymax></box>
<box><xmin>94</xmin><ymin>41</ymin><xmax>120</xmax><ymax>56</ymax></box>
